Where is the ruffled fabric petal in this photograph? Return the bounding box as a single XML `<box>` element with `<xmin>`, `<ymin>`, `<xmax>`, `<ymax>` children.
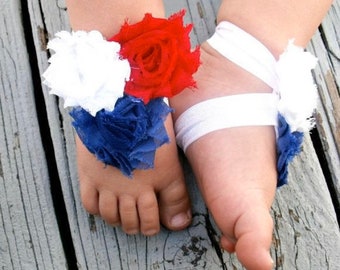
<box><xmin>276</xmin><ymin>40</ymin><xmax>318</xmax><ymax>132</ymax></box>
<box><xmin>42</xmin><ymin>31</ymin><xmax>131</xmax><ymax>116</ymax></box>
<box><xmin>70</xmin><ymin>95</ymin><xmax>172</xmax><ymax>176</ymax></box>
<box><xmin>274</xmin><ymin>41</ymin><xmax>318</xmax><ymax>186</ymax></box>
<box><xmin>276</xmin><ymin>114</ymin><xmax>304</xmax><ymax>187</ymax></box>
<box><xmin>110</xmin><ymin>10</ymin><xmax>200</xmax><ymax>104</ymax></box>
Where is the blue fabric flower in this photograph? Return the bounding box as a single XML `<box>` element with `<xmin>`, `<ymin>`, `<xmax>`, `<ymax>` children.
<box><xmin>276</xmin><ymin>114</ymin><xmax>304</xmax><ymax>187</ymax></box>
<box><xmin>70</xmin><ymin>95</ymin><xmax>172</xmax><ymax>176</ymax></box>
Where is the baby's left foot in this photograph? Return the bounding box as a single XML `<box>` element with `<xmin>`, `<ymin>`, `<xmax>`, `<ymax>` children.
<box><xmin>171</xmin><ymin>42</ymin><xmax>277</xmax><ymax>269</ymax></box>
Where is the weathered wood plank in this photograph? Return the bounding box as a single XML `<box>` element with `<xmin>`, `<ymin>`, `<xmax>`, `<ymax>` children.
<box><xmin>308</xmin><ymin>1</ymin><xmax>340</xmax><ymax>203</ymax></box>
<box><xmin>0</xmin><ymin>0</ymin><xmax>66</xmax><ymax>269</ymax></box>
<box><xmin>11</xmin><ymin>0</ymin><xmax>340</xmax><ymax>269</ymax></box>
<box><xmin>164</xmin><ymin>0</ymin><xmax>220</xmax><ymax>46</ymax></box>
<box><xmin>271</xmin><ymin>135</ymin><xmax>340</xmax><ymax>269</ymax></box>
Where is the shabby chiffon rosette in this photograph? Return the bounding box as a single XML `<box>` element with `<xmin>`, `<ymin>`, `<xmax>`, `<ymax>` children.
<box><xmin>70</xmin><ymin>96</ymin><xmax>172</xmax><ymax>174</ymax></box>
<box><xmin>42</xmin><ymin>30</ymin><xmax>131</xmax><ymax>116</ymax></box>
<box><xmin>42</xmin><ymin>11</ymin><xmax>200</xmax><ymax>176</ymax></box>
<box><xmin>110</xmin><ymin>10</ymin><xmax>199</xmax><ymax>103</ymax></box>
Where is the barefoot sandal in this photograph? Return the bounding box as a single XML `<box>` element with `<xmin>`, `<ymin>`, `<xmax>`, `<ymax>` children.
<box><xmin>42</xmin><ymin>11</ymin><xmax>200</xmax><ymax>177</ymax></box>
<box><xmin>175</xmin><ymin>22</ymin><xmax>318</xmax><ymax>186</ymax></box>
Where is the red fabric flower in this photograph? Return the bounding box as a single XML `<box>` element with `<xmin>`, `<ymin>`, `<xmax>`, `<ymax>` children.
<box><xmin>110</xmin><ymin>10</ymin><xmax>200</xmax><ymax>103</ymax></box>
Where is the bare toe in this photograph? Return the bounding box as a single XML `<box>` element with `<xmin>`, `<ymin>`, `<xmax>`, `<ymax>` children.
<box><xmin>234</xmin><ymin>208</ymin><xmax>274</xmax><ymax>270</ymax></box>
<box><xmin>158</xmin><ymin>176</ymin><xmax>192</xmax><ymax>231</ymax></box>
<box><xmin>137</xmin><ymin>192</ymin><xmax>160</xmax><ymax>236</ymax></box>
<box><xmin>119</xmin><ymin>195</ymin><xmax>139</xmax><ymax>234</ymax></box>
<box><xmin>220</xmin><ymin>235</ymin><xmax>236</xmax><ymax>253</ymax></box>
<box><xmin>79</xmin><ymin>181</ymin><xmax>100</xmax><ymax>215</ymax></box>
<box><xmin>99</xmin><ymin>191</ymin><xmax>120</xmax><ymax>225</ymax></box>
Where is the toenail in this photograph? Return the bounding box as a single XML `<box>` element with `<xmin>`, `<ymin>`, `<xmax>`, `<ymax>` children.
<box><xmin>125</xmin><ymin>229</ymin><xmax>139</xmax><ymax>235</ymax></box>
<box><xmin>170</xmin><ymin>212</ymin><xmax>190</xmax><ymax>228</ymax></box>
<box><xmin>143</xmin><ymin>229</ymin><xmax>158</xmax><ymax>236</ymax></box>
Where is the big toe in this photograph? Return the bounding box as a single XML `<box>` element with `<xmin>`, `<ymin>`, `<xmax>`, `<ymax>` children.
<box><xmin>234</xmin><ymin>208</ymin><xmax>274</xmax><ymax>270</ymax></box>
<box><xmin>236</xmin><ymin>237</ymin><xmax>274</xmax><ymax>270</ymax></box>
<box><xmin>158</xmin><ymin>176</ymin><xmax>191</xmax><ymax>231</ymax></box>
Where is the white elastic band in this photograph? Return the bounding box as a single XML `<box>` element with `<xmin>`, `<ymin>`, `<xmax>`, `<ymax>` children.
<box><xmin>207</xmin><ymin>21</ymin><xmax>278</xmax><ymax>90</ymax></box>
<box><xmin>176</xmin><ymin>93</ymin><xmax>279</xmax><ymax>151</ymax></box>
<box><xmin>175</xmin><ymin>21</ymin><xmax>317</xmax><ymax>151</ymax></box>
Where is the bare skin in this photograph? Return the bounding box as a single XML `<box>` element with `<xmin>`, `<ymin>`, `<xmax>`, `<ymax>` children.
<box><xmin>171</xmin><ymin>0</ymin><xmax>333</xmax><ymax>269</ymax></box>
<box><xmin>66</xmin><ymin>0</ymin><xmax>192</xmax><ymax>236</ymax></box>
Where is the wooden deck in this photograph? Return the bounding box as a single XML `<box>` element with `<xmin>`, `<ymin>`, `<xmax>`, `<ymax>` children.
<box><xmin>1</xmin><ymin>0</ymin><xmax>339</xmax><ymax>269</ymax></box>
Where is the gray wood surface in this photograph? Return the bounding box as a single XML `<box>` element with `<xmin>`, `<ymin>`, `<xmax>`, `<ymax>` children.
<box><xmin>0</xmin><ymin>1</ymin><xmax>66</xmax><ymax>269</ymax></box>
<box><xmin>1</xmin><ymin>0</ymin><xmax>339</xmax><ymax>269</ymax></box>
<box><xmin>308</xmin><ymin>2</ymin><xmax>340</xmax><ymax>202</ymax></box>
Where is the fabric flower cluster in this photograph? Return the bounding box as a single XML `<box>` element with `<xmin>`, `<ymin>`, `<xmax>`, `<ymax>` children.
<box><xmin>43</xmin><ymin>11</ymin><xmax>200</xmax><ymax>176</ymax></box>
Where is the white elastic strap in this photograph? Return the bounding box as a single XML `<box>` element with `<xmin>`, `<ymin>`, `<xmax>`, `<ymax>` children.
<box><xmin>175</xmin><ymin>93</ymin><xmax>279</xmax><ymax>152</ymax></box>
<box><xmin>207</xmin><ymin>22</ymin><xmax>278</xmax><ymax>90</ymax></box>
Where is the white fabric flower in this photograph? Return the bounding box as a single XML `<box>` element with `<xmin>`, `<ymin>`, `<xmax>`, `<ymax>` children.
<box><xmin>276</xmin><ymin>40</ymin><xmax>318</xmax><ymax>132</ymax></box>
<box><xmin>42</xmin><ymin>31</ymin><xmax>131</xmax><ymax>116</ymax></box>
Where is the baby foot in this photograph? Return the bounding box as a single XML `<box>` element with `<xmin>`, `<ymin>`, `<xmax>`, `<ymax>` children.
<box><xmin>76</xmin><ymin>115</ymin><xmax>191</xmax><ymax>236</ymax></box>
<box><xmin>171</xmin><ymin>42</ymin><xmax>277</xmax><ymax>269</ymax></box>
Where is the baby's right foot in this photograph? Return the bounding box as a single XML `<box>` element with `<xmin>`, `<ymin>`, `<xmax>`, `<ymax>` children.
<box><xmin>52</xmin><ymin>2</ymin><xmax>198</xmax><ymax>238</ymax></box>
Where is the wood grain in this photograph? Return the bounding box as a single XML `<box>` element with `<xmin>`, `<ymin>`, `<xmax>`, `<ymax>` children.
<box><xmin>0</xmin><ymin>1</ymin><xmax>66</xmax><ymax>269</ymax></box>
<box><xmin>0</xmin><ymin>0</ymin><xmax>339</xmax><ymax>269</ymax></box>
